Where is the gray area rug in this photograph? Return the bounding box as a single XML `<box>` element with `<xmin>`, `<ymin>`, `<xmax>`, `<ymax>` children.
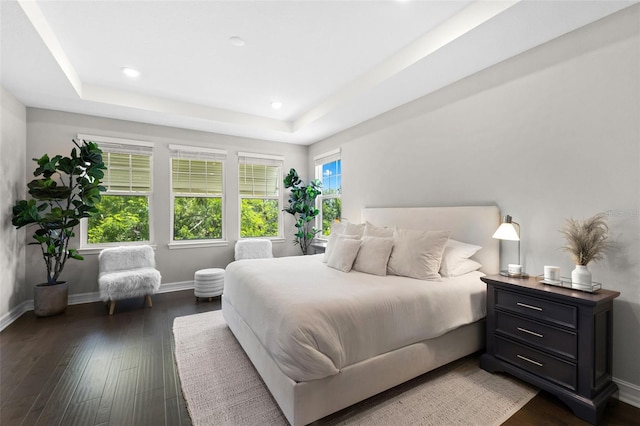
<box><xmin>173</xmin><ymin>311</ymin><xmax>538</xmax><ymax>426</ymax></box>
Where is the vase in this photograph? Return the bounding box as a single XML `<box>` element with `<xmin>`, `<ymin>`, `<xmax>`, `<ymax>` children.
<box><xmin>34</xmin><ymin>281</ymin><xmax>68</xmax><ymax>317</ymax></box>
<box><xmin>571</xmin><ymin>265</ymin><xmax>592</xmax><ymax>287</ymax></box>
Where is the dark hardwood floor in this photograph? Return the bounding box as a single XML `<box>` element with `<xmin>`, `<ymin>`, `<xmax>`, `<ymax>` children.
<box><xmin>1</xmin><ymin>290</ymin><xmax>638</xmax><ymax>425</ymax></box>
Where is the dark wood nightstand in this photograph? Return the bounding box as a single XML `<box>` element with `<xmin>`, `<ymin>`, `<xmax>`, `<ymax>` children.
<box><xmin>480</xmin><ymin>274</ymin><xmax>620</xmax><ymax>425</ymax></box>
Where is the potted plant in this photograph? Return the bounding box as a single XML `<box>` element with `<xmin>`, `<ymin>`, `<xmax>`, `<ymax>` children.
<box><xmin>12</xmin><ymin>139</ymin><xmax>106</xmax><ymax>316</ymax></box>
<box><xmin>283</xmin><ymin>168</ymin><xmax>322</xmax><ymax>255</ymax></box>
<box><xmin>560</xmin><ymin>213</ymin><xmax>609</xmax><ymax>286</ymax></box>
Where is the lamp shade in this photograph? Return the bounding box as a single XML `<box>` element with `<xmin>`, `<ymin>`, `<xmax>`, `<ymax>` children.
<box><xmin>493</xmin><ymin>215</ymin><xmax>520</xmax><ymax>241</ymax></box>
<box><xmin>492</xmin><ymin>223</ymin><xmax>520</xmax><ymax>241</ymax></box>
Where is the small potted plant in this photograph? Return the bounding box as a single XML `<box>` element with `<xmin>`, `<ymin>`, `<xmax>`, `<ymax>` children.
<box><xmin>283</xmin><ymin>168</ymin><xmax>322</xmax><ymax>255</ymax></box>
<box><xmin>12</xmin><ymin>139</ymin><xmax>105</xmax><ymax>316</ymax></box>
<box><xmin>560</xmin><ymin>213</ymin><xmax>609</xmax><ymax>286</ymax></box>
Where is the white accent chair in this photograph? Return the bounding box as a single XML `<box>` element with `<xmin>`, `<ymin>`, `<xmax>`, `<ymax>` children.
<box><xmin>234</xmin><ymin>239</ymin><xmax>273</xmax><ymax>260</ymax></box>
<box><xmin>98</xmin><ymin>245</ymin><xmax>161</xmax><ymax>315</ymax></box>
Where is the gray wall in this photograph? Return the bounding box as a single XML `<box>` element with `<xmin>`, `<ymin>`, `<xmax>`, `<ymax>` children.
<box><xmin>310</xmin><ymin>7</ymin><xmax>640</xmax><ymax>389</ymax></box>
<box><xmin>0</xmin><ymin>86</ymin><xmax>27</xmax><ymax>318</ymax></box>
<box><xmin>25</xmin><ymin>109</ymin><xmax>308</xmax><ymax>295</ymax></box>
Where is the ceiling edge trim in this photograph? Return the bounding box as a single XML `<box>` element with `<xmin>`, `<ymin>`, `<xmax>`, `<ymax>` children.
<box><xmin>291</xmin><ymin>0</ymin><xmax>520</xmax><ymax>132</ymax></box>
<box><xmin>82</xmin><ymin>84</ymin><xmax>293</xmax><ymax>133</ymax></box>
<box><xmin>18</xmin><ymin>0</ymin><xmax>83</xmax><ymax>96</ymax></box>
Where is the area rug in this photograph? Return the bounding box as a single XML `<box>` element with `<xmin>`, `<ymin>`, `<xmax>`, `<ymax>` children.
<box><xmin>173</xmin><ymin>311</ymin><xmax>538</xmax><ymax>426</ymax></box>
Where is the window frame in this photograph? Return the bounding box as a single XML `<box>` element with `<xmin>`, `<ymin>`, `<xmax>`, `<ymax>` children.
<box><xmin>237</xmin><ymin>152</ymin><xmax>284</xmax><ymax>241</ymax></box>
<box><xmin>314</xmin><ymin>149</ymin><xmax>342</xmax><ymax>240</ymax></box>
<box><xmin>79</xmin><ymin>134</ymin><xmax>154</xmax><ymax>253</ymax></box>
<box><xmin>168</xmin><ymin>144</ymin><xmax>228</xmax><ymax>249</ymax></box>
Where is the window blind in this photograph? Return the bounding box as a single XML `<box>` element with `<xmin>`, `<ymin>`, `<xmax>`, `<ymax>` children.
<box><xmin>170</xmin><ymin>145</ymin><xmax>225</xmax><ymax>195</ymax></box>
<box><xmin>100</xmin><ymin>144</ymin><xmax>153</xmax><ymax>193</ymax></box>
<box><xmin>238</xmin><ymin>152</ymin><xmax>283</xmax><ymax>197</ymax></box>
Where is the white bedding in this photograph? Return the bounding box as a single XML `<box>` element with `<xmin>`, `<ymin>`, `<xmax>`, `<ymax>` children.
<box><xmin>223</xmin><ymin>254</ymin><xmax>487</xmax><ymax>382</ymax></box>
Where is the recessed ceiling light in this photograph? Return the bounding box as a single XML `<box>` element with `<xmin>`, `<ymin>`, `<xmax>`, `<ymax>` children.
<box><xmin>121</xmin><ymin>67</ymin><xmax>140</xmax><ymax>78</ymax></box>
<box><xmin>229</xmin><ymin>36</ymin><xmax>245</xmax><ymax>47</ymax></box>
<box><xmin>271</xmin><ymin>101</ymin><xmax>283</xmax><ymax>110</ymax></box>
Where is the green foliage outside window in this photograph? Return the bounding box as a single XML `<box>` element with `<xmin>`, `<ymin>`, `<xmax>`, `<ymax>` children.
<box><xmin>174</xmin><ymin>197</ymin><xmax>222</xmax><ymax>240</ymax></box>
<box><xmin>322</xmin><ymin>198</ymin><xmax>342</xmax><ymax>236</ymax></box>
<box><xmin>241</xmin><ymin>199</ymin><xmax>279</xmax><ymax>238</ymax></box>
<box><xmin>88</xmin><ymin>195</ymin><xmax>149</xmax><ymax>243</ymax></box>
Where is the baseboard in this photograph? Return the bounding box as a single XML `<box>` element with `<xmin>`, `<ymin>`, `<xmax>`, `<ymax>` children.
<box><xmin>0</xmin><ymin>281</ymin><xmax>195</xmax><ymax>332</ymax></box>
<box><xmin>0</xmin><ymin>301</ymin><xmax>32</xmax><ymax>332</ymax></box>
<box><xmin>614</xmin><ymin>377</ymin><xmax>640</xmax><ymax>408</ymax></box>
<box><xmin>157</xmin><ymin>280</ymin><xmax>195</xmax><ymax>294</ymax></box>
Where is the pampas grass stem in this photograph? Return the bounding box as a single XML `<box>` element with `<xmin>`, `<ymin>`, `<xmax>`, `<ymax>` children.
<box><xmin>561</xmin><ymin>213</ymin><xmax>609</xmax><ymax>265</ymax></box>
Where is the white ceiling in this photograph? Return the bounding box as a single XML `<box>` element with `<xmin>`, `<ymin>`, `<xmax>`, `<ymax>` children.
<box><xmin>1</xmin><ymin>0</ymin><xmax>636</xmax><ymax>145</ymax></box>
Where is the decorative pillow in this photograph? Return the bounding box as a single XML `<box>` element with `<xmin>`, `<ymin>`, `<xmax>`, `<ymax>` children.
<box><xmin>363</xmin><ymin>221</ymin><xmax>394</xmax><ymax>238</ymax></box>
<box><xmin>439</xmin><ymin>239</ymin><xmax>483</xmax><ymax>277</ymax></box>
<box><xmin>344</xmin><ymin>221</ymin><xmax>365</xmax><ymax>238</ymax></box>
<box><xmin>323</xmin><ymin>231</ymin><xmax>358</xmax><ymax>263</ymax></box>
<box><xmin>387</xmin><ymin>228</ymin><xmax>450</xmax><ymax>281</ymax></box>
<box><xmin>448</xmin><ymin>259</ymin><xmax>482</xmax><ymax>277</ymax></box>
<box><xmin>327</xmin><ymin>237</ymin><xmax>362</xmax><ymax>273</ymax></box>
<box><xmin>352</xmin><ymin>236</ymin><xmax>394</xmax><ymax>276</ymax></box>
<box><xmin>329</xmin><ymin>220</ymin><xmax>346</xmax><ymax>235</ymax></box>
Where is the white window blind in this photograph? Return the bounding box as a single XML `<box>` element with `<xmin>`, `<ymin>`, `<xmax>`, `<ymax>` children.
<box><xmin>238</xmin><ymin>152</ymin><xmax>283</xmax><ymax>197</ymax></box>
<box><xmin>170</xmin><ymin>145</ymin><xmax>226</xmax><ymax>195</ymax></box>
<box><xmin>95</xmin><ymin>140</ymin><xmax>153</xmax><ymax>193</ymax></box>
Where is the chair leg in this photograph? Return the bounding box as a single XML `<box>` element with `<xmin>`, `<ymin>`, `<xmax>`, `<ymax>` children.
<box><xmin>109</xmin><ymin>301</ymin><xmax>116</xmax><ymax>315</ymax></box>
<box><xmin>145</xmin><ymin>294</ymin><xmax>153</xmax><ymax>308</ymax></box>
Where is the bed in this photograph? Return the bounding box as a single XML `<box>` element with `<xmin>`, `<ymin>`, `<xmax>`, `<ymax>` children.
<box><xmin>222</xmin><ymin>206</ymin><xmax>500</xmax><ymax>425</ymax></box>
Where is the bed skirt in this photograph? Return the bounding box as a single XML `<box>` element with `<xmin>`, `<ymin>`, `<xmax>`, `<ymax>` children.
<box><xmin>222</xmin><ymin>295</ymin><xmax>485</xmax><ymax>426</ymax></box>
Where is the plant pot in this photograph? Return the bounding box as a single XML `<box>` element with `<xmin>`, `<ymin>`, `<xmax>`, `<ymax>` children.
<box><xmin>571</xmin><ymin>265</ymin><xmax>592</xmax><ymax>286</ymax></box>
<box><xmin>34</xmin><ymin>281</ymin><xmax>68</xmax><ymax>317</ymax></box>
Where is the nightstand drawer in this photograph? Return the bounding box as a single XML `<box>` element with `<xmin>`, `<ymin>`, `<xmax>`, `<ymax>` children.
<box><xmin>495</xmin><ymin>289</ymin><xmax>577</xmax><ymax>328</ymax></box>
<box><xmin>495</xmin><ymin>336</ymin><xmax>577</xmax><ymax>391</ymax></box>
<box><xmin>496</xmin><ymin>311</ymin><xmax>577</xmax><ymax>360</ymax></box>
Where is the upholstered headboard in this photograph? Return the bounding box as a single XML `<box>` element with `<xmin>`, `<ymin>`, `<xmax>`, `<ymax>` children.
<box><xmin>361</xmin><ymin>206</ymin><xmax>500</xmax><ymax>275</ymax></box>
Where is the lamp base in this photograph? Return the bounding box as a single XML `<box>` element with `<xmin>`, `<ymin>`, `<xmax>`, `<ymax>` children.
<box><xmin>500</xmin><ymin>270</ymin><xmax>529</xmax><ymax>279</ymax></box>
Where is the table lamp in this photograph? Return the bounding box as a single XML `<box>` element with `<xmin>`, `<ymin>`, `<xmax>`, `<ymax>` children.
<box><xmin>492</xmin><ymin>215</ymin><xmax>528</xmax><ymax>278</ymax></box>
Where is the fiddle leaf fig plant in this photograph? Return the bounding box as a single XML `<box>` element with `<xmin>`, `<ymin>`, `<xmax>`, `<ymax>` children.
<box><xmin>283</xmin><ymin>168</ymin><xmax>322</xmax><ymax>255</ymax></box>
<box><xmin>12</xmin><ymin>139</ymin><xmax>106</xmax><ymax>285</ymax></box>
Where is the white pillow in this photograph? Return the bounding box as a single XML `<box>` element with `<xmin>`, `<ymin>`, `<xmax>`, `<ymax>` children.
<box><xmin>327</xmin><ymin>237</ymin><xmax>362</xmax><ymax>273</ymax></box>
<box><xmin>448</xmin><ymin>259</ymin><xmax>482</xmax><ymax>277</ymax></box>
<box><xmin>352</xmin><ymin>236</ymin><xmax>394</xmax><ymax>276</ymax></box>
<box><xmin>323</xmin><ymin>221</ymin><xmax>364</xmax><ymax>262</ymax></box>
<box><xmin>387</xmin><ymin>228</ymin><xmax>450</xmax><ymax>281</ymax></box>
<box><xmin>344</xmin><ymin>221</ymin><xmax>365</xmax><ymax>238</ymax></box>
<box><xmin>323</xmin><ymin>231</ymin><xmax>358</xmax><ymax>263</ymax></box>
<box><xmin>329</xmin><ymin>221</ymin><xmax>346</xmax><ymax>235</ymax></box>
<box><xmin>363</xmin><ymin>221</ymin><xmax>394</xmax><ymax>238</ymax></box>
<box><xmin>439</xmin><ymin>239</ymin><xmax>482</xmax><ymax>277</ymax></box>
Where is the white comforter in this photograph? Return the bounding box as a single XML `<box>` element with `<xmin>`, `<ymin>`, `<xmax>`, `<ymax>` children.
<box><xmin>223</xmin><ymin>255</ymin><xmax>486</xmax><ymax>382</ymax></box>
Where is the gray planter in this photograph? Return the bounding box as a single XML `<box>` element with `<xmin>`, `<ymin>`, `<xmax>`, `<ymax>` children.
<box><xmin>34</xmin><ymin>282</ymin><xmax>68</xmax><ymax>317</ymax></box>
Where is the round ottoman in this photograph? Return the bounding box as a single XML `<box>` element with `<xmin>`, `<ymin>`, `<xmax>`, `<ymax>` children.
<box><xmin>194</xmin><ymin>268</ymin><xmax>224</xmax><ymax>301</ymax></box>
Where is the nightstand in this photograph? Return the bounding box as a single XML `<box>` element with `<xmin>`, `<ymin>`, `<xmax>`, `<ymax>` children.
<box><xmin>310</xmin><ymin>240</ymin><xmax>327</xmax><ymax>255</ymax></box>
<box><xmin>480</xmin><ymin>275</ymin><xmax>620</xmax><ymax>425</ymax></box>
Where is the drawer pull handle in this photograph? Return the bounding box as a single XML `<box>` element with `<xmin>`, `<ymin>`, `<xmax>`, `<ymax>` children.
<box><xmin>517</xmin><ymin>354</ymin><xmax>543</xmax><ymax>367</ymax></box>
<box><xmin>517</xmin><ymin>327</ymin><xmax>544</xmax><ymax>338</ymax></box>
<box><xmin>517</xmin><ymin>302</ymin><xmax>543</xmax><ymax>311</ymax></box>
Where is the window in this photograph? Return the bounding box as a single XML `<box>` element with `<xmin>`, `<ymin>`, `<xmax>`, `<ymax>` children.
<box><xmin>80</xmin><ymin>135</ymin><xmax>153</xmax><ymax>247</ymax></box>
<box><xmin>315</xmin><ymin>149</ymin><xmax>342</xmax><ymax>237</ymax></box>
<box><xmin>238</xmin><ymin>152</ymin><xmax>284</xmax><ymax>238</ymax></box>
<box><xmin>170</xmin><ymin>145</ymin><xmax>226</xmax><ymax>244</ymax></box>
